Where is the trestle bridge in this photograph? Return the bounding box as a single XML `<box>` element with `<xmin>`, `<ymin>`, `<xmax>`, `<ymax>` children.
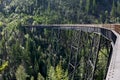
<box><xmin>25</xmin><ymin>24</ymin><xmax>120</xmax><ymax>80</ymax></box>
<box><xmin>12</xmin><ymin>24</ymin><xmax>120</xmax><ymax>80</ymax></box>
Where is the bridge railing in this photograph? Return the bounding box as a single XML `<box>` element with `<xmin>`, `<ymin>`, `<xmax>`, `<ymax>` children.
<box><xmin>114</xmin><ymin>24</ymin><xmax>120</xmax><ymax>34</ymax></box>
<box><xmin>102</xmin><ymin>24</ymin><xmax>120</xmax><ymax>34</ymax></box>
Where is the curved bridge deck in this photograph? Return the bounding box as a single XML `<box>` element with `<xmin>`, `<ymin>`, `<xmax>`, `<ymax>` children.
<box><xmin>106</xmin><ymin>31</ymin><xmax>120</xmax><ymax>80</ymax></box>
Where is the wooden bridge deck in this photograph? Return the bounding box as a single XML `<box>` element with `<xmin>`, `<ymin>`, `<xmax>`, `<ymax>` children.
<box><xmin>99</xmin><ymin>24</ymin><xmax>120</xmax><ymax>80</ymax></box>
<box><xmin>106</xmin><ymin>30</ymin><xmax>120</xmax><ymax>80</ymax></box>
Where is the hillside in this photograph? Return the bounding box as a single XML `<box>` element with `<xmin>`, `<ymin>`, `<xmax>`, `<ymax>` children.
<box><xmin>0</xmin><ymin>0</ymin><xmax>120</xmax><ymax>80</ymax></box>
<box><xmin>0</xmin><ymin>0</ymin><xmax>120</xmax><ymax>25</ymax></box>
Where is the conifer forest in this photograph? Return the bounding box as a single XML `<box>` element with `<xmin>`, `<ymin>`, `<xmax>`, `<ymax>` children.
<box><xmin>0</xmin><ymin>0</ymin><xmax>120</xmax><ymax>80</ymax></box>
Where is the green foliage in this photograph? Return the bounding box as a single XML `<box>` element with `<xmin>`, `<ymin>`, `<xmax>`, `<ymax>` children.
<box><xmin>85</xmin><ymin>0</ymin><xmax>90</xmax><ymax>13</ymax></box>
<box><xmin>37</xmin><ymin>73</ymin><xmax>45</xmax><ymax>80</ymax></box>
<box><xmin>0</xmin><ymin>0</ymin><xmax>120</xmax><ymax>24</ymax></box>
<box><xmin>0</xmin><ymin>21</ymin><xmax>3</xmax><ymax>27</ymax></box>
<box><xmin>55</xmin><ymin>62</ymin><xmax>68</xmax><ymax>80</ymax></box>
<box><xmin>117</xmin><ymin>1</ymin><xmax>120</xmax><ymax>16</ymax></box>
<box><xmin>47</xmin><ymin>66</ymin><xmax>56</xmax><ymax>80</ymax></box>
<box><xmin>47</xmin><ymin>62</ymin><xmax>68</xmax><ymax>80</ymax></box>
<box><xmin>0</xmin><ymin>0</ymin><xmax>118</xmax><ymax>79</ymax></box>
<box><xmin>30</xmin><ymin>76</ymin><xmax>34</xmax><ymax>80</ymax></box>
<box><xmin>15</xmin><ymin>65</ymin><xmax>28</xmax><ymax>80</ymax></box>
<box><xmin>0</xmin><ymin>25</ymin><xmax>112</xmax><ymax>79</ymax></box>
<box><xmin>0</xmin><ymin>61</ymin><xmax>8</xmax><ymax>72</ymax></box>
<box><xmin>110</xmin><ymin>1</ymin><xmax>116</xmax><ymax>17</ymax></box>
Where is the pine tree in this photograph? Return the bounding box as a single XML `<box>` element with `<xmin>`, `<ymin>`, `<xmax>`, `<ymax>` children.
<box><xmin>30</xmin><ymin>76</ymin><xmax>34</xmax><ymax>80</ymax></box>
<box><xmin>110</xmin><ymin>0</ymin><xmax>116</xmax><ymax>17</ymax></box>
<box><xmin>37</xmin><ymin>73</ymin><xmax>45</xmax><ymax>80</ymax></box>
<box><xmin>55</xmin><ymin>62</ymin><xmax>68</xmax><ymax>80</ymax></box>
<box><xmin>0</xmin><ymin>21</ymin><xmax>3</xmax><ymax>27</ymax></box>
<box><xmin>15</xmin><ymin>65</ymin><xmax>28</xmax><ymax>80</ymax></box>
<box><xmin>105</xmin><ymin>10</ymin><xmax>109</xmax><ymax>23</ymax></box>
<box><xmin>85</xmin><ymin>0</ymin><xmax>90</xmax><ymax>13</ymax></box>
<box><xmin>117</xmin><ymin>1</ymin><xmax>120</xmax><ymax>15</ymax></box>
<box><xmin>92</xmin><ymin>0</ymin><xmax>96</xmax><ymax>14</ymax></box>
<box><xmin>47</xmin><ymin>66</ymin><xmax>56</xmax><ymax>80</ymax></box>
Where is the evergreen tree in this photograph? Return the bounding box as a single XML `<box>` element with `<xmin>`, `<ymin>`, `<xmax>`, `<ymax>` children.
<box><xmin>0</xmin><ymin>21</ymin><xmax>3</xmax><ymax>27</ymax></box>
<box><xmin>85</xmin><ymin>0</ymin><xmax>90</xmax><ymax>13</ymax></box>
<box><xmin>92</xmin><ymin>0</ymin><xmax>96</xmax><ymax>14</ymax></box>
<box><xmin>15</xmin><ymin>65</ymin><xmax>28</xmax><ymax>80</ymax></box>
<box><xmin>30</xmin><ymin>76</ymin><xmax>34</xmax><ymax>80</ymax></box>
<box><xmin>117</xmin><ymin>1</ymin><xmax>120</xmax><ymax>15</ymax></box>
<box><xmin>37</xmin><ymin>73</ymin><xmax>45</xmax><ymax>80</ymax></box>
<box><xmin>110</xmin><ymin>0</ymin><xmax>116</xmax><ymax>17</ymax></box>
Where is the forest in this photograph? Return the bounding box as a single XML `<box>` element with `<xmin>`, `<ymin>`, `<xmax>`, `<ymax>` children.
<box><xmin>0</xmin><ymin>0</ymin><xmax>119</xmax><ymax>80</ymax></box>
<box><xmin>0</xmin><ymin>0</ymin><xmax>120</xmax><ymax>25</ymax></box>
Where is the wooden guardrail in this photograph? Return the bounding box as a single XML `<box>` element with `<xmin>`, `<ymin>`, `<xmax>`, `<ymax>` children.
<box><xmin>102</xmin><ymin>24</ymin><xmax>114</xmax><ymax>31</ymax></box>
<box><xmin>102</xmin><ymin>24</ymin><xmax>120</xmax><ymax>34</ymax></box>
<box><xmin>25</xmin><ymin>24</ymin><xmax>120</xmax><ymax>34</ymax></box>
<box><xmin>114</xmin><ymin>24</ymin><xmax>120</xmax><ymax>34</ymax></box>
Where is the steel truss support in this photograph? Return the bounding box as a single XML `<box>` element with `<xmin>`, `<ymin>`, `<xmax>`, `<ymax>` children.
<box><xmin>24</xmin><ymin>27</ymin><xmax>112</xmax><ymax>80</ymax></box>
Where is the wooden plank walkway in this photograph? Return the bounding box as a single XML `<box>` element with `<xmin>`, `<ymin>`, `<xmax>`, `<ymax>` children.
<box><xmin>106</xmin><ymin>30</ymin><xmax>120</xmax><ymax>80</ymax></box>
